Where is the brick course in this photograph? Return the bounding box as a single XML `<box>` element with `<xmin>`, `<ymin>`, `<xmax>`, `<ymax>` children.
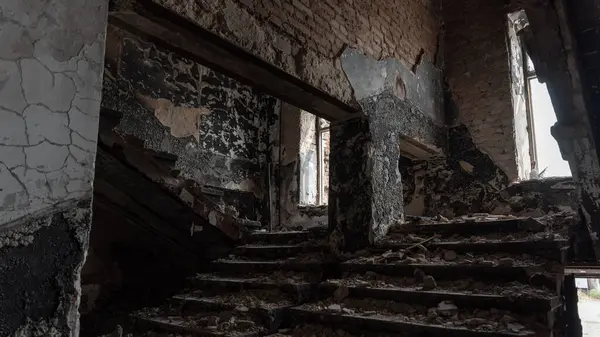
<box><xmin>443</xmin><ymin>0</ymin><xmax>519</xmax><ymax>180</ymax></box>
<box><xmin>152</xmin><ymin>0</ymin><xmax>441</xmax><ymax>107</ymax></box>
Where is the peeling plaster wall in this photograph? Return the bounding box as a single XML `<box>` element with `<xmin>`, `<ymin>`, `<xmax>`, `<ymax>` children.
<box><xmin>0</xmin><ymin>0</ymin><xmax>108</xmax><ymax>335</ymax></box>
<box><xmin>150</xmin><ymin>0</ymin><xmax>441</xmax><ymax>108</ymax></box>
<box><xmin>443</xmin><ymin>0</ymin><xmax>519</xmax><ymax>180</ymax></box>
<box><xmin>0</xmin><ymin>0</ymin><xmax>107</xmax><ymax>225</ymax></box>
<box><xmin>101</xmin><ymin>27</ymin><xmax>278</xmax><ymax>222</ymax></box>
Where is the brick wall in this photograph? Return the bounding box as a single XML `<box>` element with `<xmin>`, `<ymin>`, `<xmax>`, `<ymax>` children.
<box><xmin>152</xmin><ymin>0</ymin><xmax>441</xmax><ymax>107</ymax></box>
<box><xmin>443</xmin><ymin>0</ymin><xmax>519</xmax><ymax>180</ymax></box>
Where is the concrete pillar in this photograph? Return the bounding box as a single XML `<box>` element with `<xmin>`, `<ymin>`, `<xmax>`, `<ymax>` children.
<box><xmin>0</xmin><ymin>0</ymin><xmax>108</xmax><ymax>335</ymax></box>
<box><xmin>328</xmin><ymin>115</ymin><xmax>404</xmax><ymax>252</ymax></box>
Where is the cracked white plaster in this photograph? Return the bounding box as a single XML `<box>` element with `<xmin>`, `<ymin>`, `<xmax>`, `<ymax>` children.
<box><xmin>0</xmin><ymin>164</ymin><xmax>27</xmax><ymax>210</ymax></box>
<box><xmin>69</xmin><ymin>106</ymin><xmax>99</xmax><ymax>140</ymax></box>
<box><xmin>24</xmin><ymin>142</ymin><xmax>69</xmax><ymax>172</ymax></box>
<box><xmin>0</xmin><ymin>146</ymin><xmax>25</xmax><ymax>168</ymax></box>
<box><xmin>0</xmin><ymin>21</ymin><xmax>34</xmax><ymax>60</ymax></box>
<box><xmin>0</xmin><ymin>107</ymin><xmax>28</xmax><ymax>145</ymax></box>
<box><xmin>0</xmin><ymin>60</ymin><xmax>27</xmax><ymax>113</ymax></box>
<box><xmin>23</xmin><ymin>105</ymin><xmax>71</xmax><ymax>145</ymax></box>
<box><xmin>21</xmin><ymin>58</ymin><xmax>77</xmax><ymax>112</ymax></box>
<box><xmin>1</xmin><ymin>0</ymin><xmax>108</xmax><ymax>228</ymax></box>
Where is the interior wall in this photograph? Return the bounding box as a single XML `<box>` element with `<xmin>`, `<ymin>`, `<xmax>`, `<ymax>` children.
<box><xmin>444</xmin><ymin>0</ymin><xmax>519</xmax><ymax>181</ymax></box>
<box><xmin>102</xmin><ymin>26</ymin><xmax>279</xmax><ymax>223</ymax></box>
<box><xmin>0</xmin><ymin>0</ymin><xmax>108</xmax><ymax>335</ymax></box>
<box><xmin>149</xmin><ymin>0</ymin><xmax>442</xmax><ymax>109</ymax></box>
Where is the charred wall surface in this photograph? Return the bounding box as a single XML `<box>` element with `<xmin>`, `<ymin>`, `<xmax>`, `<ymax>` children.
<box><xmin>443</xmin><ymin>0</ymin><xmax>519</xmax><ymax>180</ymax></box>
<box><xmin>102</xmin><ymin>27</ymin><xmax>279</xmax><ymax>223</ymax></box>
<box><xmin>149</xmin><ymin>0</ymin><xmax>442</xmax><ymax>109</ymax></box>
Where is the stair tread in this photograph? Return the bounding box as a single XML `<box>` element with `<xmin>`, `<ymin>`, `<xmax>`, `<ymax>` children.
<box><xmin>317</xmin><ymin>283</ymin><xmax>560</xmax><ymax>312</ymax></box>
<box><xmin>172</xmin><ymin>290</ymin><xmax>294</xmax><ymax>310</ymax></box>
<box><xmin>191</xmin><ymin>274</ymin><xmax>316</xmax><ymax>286</ymax></box>
<box><xmin>288</xmin><ymin>307</ymin><xmax>540</xmax><ymax>337</ymax></box>
<box><xmin>134</xmin><ymin>315</ymin><xmax>263</xmax><ymax>337</ymax></box>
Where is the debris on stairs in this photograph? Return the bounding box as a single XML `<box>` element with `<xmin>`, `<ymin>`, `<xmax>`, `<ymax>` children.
<box><xmin>126</xmin><ymin>213</ymin><xmax>570</xmax><ymax>337</ymax></box>
<box><xmin>128</xmin><ymin>229</ymin><xmax>330</xmax><ymax>336</ymax></box>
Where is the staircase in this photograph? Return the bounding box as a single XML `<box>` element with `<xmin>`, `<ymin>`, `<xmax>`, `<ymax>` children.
<box><xmin>126</xmin><ymin>214</ymin><xmax>570</xmax><ymax>337</ymax></box>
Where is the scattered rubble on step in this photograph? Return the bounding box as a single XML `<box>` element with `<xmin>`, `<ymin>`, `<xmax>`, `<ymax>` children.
<box><xmin>133</xmin><ymin>306</ymin><xmax>263</xmax><ymax>335</ymax></box>
<box><xmin>299</xmin><ymin>298</ymin><xmax>538</xmax><ymax>334</ymax></box>
<box><xmin>344</xmin><ymin>247</ymin><xmax>552</xmax><ymax>268</ymax></box>
<box><xmin>195</xmin><ymin>271</ymin><xmax>315</xmax><ymax>283</ymax></box>
<box><xmin>289</xmin><ymin>324</ymin><xmax>397</xmax><ymax>337</ymax></box>
<box><xmin>218</xmin><ymin>251</ymin><xmax>334</xmax><ymax>263</ymax></box>
<box><xmin>326</xmin><ymin>274</ymin><xmax>555</xmax><ymax>298</ymax></box>
<box><xmin>182</xmin><ymin>289</ymin><xmax>294</xmax><ymax>309</ymax></box>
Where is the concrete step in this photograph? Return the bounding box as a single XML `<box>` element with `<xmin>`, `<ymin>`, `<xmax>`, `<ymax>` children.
<box><xmin>316</xmin><ymin>283</ymin><xmax>560</xmax><ymax>317</ymax></box>
<box><xmin>372</xmin><ymin>239</ymin><xmax>569</xmax><ymax>262</ymax></box>
<box><xmin>233</xmin><ymin>244</ymin><xmax>328</xmax><ymax>259</ymax></box>
<box><xmin>288</xmin><ymin>307</ymin><xmax>545</xmax><ymax>337</ymax></box>
<box><xmin>340</xmin><ymin>262</ymin><xmax>560</xmax><ymax>289</ymax></box>
<box><xmin>210</xmin><ymin>260</ymin><xmax>334</xmax><ymax>276</ymax></box>
<box><xmin>133</xmin><ymin>315</ymin><xmax>264</xmax><ymax>337</ymax></box>
<box><xmin>242</xmin><ymin>231</ymin><xmax>313</xmax><ymax>245</ymax></box>
<box><xmin>188</xmin><ymin>274</ymin><xmax>315</xmax><ymax>302</ymax></box>
<box><xmin>392</xmin><ymin>218</ymin><xmax>540</xmax><ymax>237</ymax></box>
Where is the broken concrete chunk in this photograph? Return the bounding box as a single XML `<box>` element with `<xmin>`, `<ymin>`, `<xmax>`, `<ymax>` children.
<box><xmin>507</xmin><ymin>322</ymin><xmax>525</xmax><ymax>332</ymax></box>
<box><xmin>334</xmin><ymin>285</ymin><xmax>350</xmax><ymax>302</ymax></box>
<box><xmin>437</xmin><ymin>301</ymin><xmax>458</xmax><ymax>318</ymax></box>
<box><xmin>341</xmin><ymin>307</ymin><xmax>355</xmax><ymax>315</ymax></box>
<box><xmin>237</xmin><ymin>305</ymin><xmax>250</xmax><ymax>312</ymax></box>
<box><xmin>327</xmin><ymin>304</ymin><xmax>342</xmax><ymax>312</ymax></box>
<box><xmin>497</xmin><ymin>257</ymin><xmax>515</xmax><ymax>267</ymax></box>
<box><xmin>443</xmin><ymin>250</ymin><xmax>458</xmax><ymax>262</ymax></box>
<box><xmin>422</xmin><ymin>275</ymin><xmax>437</xmax><ymax>290</ymax></box>
<box><xmin>523</xmin><ymin>217</ymin><xmax>545</xmax><ymax>232</ymax></box>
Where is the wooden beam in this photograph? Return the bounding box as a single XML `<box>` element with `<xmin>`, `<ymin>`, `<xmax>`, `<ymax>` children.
<box><xmin>108</xmin><ymin>1</ymin><xmax>359</xmax><ymax>121</ymax></box>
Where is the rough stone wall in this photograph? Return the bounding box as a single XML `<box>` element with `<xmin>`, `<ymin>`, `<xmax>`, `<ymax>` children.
<box><xmin>102</xmin><ymin>27</ymin><xmax>278</xmax><ymax>222</ymax></box>
<box><xmin>0</xmin><ymin>0</ymin><xmax>108</xmax><ymax>335</ymax></box>
<box><xmin>402</xmin><ymin>126</ymin><xmax>576</xmax><ymax>218</ymax></box>
<box><xmin>444</xmin><ymin>0</ymin><xmax>519</xmax><ymax>180</ymax></box>
<box><xmin>151</xmin><ymin>0</ymin><xmax>441</xmax><ymax>109</ymax></box>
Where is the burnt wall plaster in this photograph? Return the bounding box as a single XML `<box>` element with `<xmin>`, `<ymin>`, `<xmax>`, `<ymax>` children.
<box><xmin>0</xmin><ymin>200</ymin><xmax>94</xmax><ymax>337</ymax></box>
<box><xmin>101</xmin><ymin>27</ymin><xmax>278</xmax><ymax>222</ymax></box>
<box><xmin>0</xmin><ymin>0</ymin><xmax>108</xmax><ymax>335</ymax></box>
<box><xmin>327</xmin><ymin>47</ymin><xmax>447</xmax><ymax>251</ymax></box>
<box><xmin>340</xmin><ymin>48</ymin><xmax>447</xmax><ymax>152</ymax></box>
<box><xmin>147</xmin><ymin>0</ymin><xmax>441</xmax><ymax>110</ymax></box>
<box><xmin>443</xmin><ymin>0</ymin><xmax>519</xmax><ymax>181</ymax></box>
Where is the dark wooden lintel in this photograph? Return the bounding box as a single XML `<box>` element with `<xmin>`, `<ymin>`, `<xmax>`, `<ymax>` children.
<box><xmin>108</xmin><ymin>1</ymin><xmax>359</xmax><ymax>121</ymax></box>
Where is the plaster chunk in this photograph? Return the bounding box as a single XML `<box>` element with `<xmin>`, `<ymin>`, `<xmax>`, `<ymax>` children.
<box><xmin>0</xmin><ymin>21</ymin><xmax>34</xmax><ymax>60</ymax></box>
<box><xmin>23</xmin><ymin>105</ymin><xmax>70</xmax><ymax>145</ymax></box>
<box><xmin>21</xmin><ymin>58</ymin><xmax>76</xmax><ymax>112</ymax></box>
<box><xmin>0</xmin><ymin>60</ymin><xmax>27</xmax><ymax>113</ymax></box>
<box><xmin>0</xmin><ymin>108</ymin><xmax>28</xmax><ymax>145</ymax></box>
<box><xmin>68</xmin><ymin>106</ymin><xmax>99</xmax><ymax>142</ymax></box>
<box><xmin>24</xmin><ymin>142</ymin><xmax>69</xmax><ymax>172</ymax></box>
<box><xmin>0</xmin><ymin>146</ymin><xmax>26</xmax><ymax>168</ymax></box>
